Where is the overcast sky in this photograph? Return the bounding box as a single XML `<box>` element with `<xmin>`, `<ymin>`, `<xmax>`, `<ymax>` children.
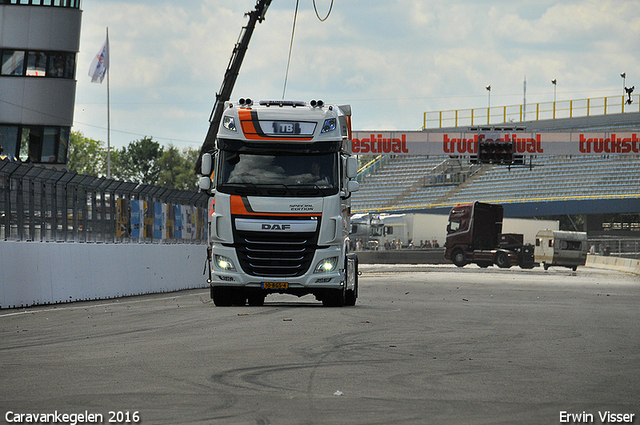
<box><xmin>74</xmin><ymin>0</ymin><xmax>640</xmax><ymax>150</ymax></box>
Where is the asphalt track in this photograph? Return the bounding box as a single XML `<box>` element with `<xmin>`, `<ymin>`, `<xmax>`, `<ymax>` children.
<box><xmin>1</xmin><ymin>265</ymin><xmax>639</xmax><ymax>425</ymax></box>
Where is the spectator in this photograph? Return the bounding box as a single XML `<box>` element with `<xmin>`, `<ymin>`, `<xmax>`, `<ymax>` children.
<box><xmin>384</xmin><ymin>238</ymin><xmax>390</xmax><ymax>250</ymax></box>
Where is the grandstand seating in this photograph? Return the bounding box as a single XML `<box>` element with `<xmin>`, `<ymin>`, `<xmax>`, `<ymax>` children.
<box><xmin>352</xmin><ymin>154</ymin><xmax>640</xmax><ymax>212</ymax></box>
<box><xmin>351</xmin><ymin>156</ymin><xmax>444</xmax><ymax>210</ymax></box>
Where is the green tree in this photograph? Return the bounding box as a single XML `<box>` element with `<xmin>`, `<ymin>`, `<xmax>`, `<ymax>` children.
<box><xmin>109</xmin><ymin>146</ymin><xmax>134</xmax><ymax>182</ymax></box>
<box><xmin>156</xmin><ymin>145</ymin><xmax>199</xmax><ymax>190</ymax></box>
<box><xmin>68</xmin><ymin>132</ymin><xmax>199</xmax><ymax>189</ymax></box>
<box><xmin>68</xmin><ymin>131</ymin><xmax>106</xmax><ymax>175</ymax></box>
<box><xmin>113</xmin><ymin>136</ymin><xmax>164</xmax><ymax>185</ymax></box>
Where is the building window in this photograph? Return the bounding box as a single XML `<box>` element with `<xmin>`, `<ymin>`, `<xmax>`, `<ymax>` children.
<box><xmin>1</xmin><ymin>50</ymin><xmax>25</xmax><ymax>75</ymax></box>
<box><xmin>0</xmin><ymin>124</ymin><xmax>70</xmax><ymax>164</ymax></box>
<box><xmin>47</xmin><ymin>52</ymin><xmax>66</xmax><ymax>77</ymax></box>
<box><xmin>58</xmin><ymin>127</ymin><xmax>69</xmax><ymax>163</ymax></box>
<box><xmin>26</xmin><ymin>51</ymin><xmax>47</xmax><ymax>76</ymax></box>
<box><xmin>0</xmin><ymin>0</ymin><xmax>81</xmax><ymax>7</ymax></box>
<box><xmin>0</xmin><ymin>126</ymin><xmax>19</xmax><ymax>159</ymax></box>
<box><xmin>0</xmin><ymin>49</ymin><xmax>76</xmax><ymax>79</ymax></box>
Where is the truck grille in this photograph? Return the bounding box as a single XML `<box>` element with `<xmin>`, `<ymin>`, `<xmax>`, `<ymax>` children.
<box><xmin>233</xmin><ymin>226</ymin><xmax>319</xmax><ymax>277</ymax></box>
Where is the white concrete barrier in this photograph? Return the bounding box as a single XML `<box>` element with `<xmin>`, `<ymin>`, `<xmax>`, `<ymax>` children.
<box><xmin>586</xmin><ymin>254</ymin><xmax>640</xmax><ymax>276</ymax></box>
<box><xmin>0</xmin><ymin>241</ymin><xmax>208</xmax><ymax>309</ymax></box>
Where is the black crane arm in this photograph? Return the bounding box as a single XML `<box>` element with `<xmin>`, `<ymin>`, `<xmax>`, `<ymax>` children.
<box><xmin>195</xmin><ymin>0</ymin><xmax>272</xmax><ymax>174</ymax></box>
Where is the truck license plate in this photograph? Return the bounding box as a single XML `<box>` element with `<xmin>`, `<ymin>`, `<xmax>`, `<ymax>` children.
<box><xmin>262</xmin><ymin>282</ymin><xmax>289</xmax><ymax>289</ymax></box>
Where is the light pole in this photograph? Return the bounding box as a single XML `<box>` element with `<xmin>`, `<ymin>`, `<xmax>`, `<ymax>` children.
<box><xmin>486</xmin><ymin>85</ymin><xmax>491</xmax><ymax>108</ymax></box>
<box><xmin>551</xmin><ymin>79</ymin><xmax>557</xmax><ymax>119</ymax></box>
<box><xmin>486</xmin><ymin>85</ymin><xmax>491</xmax><ymax>124</ymax></box>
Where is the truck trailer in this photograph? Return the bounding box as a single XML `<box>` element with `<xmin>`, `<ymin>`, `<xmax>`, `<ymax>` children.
<box><xmin>444</xmin><ymin>201</ymin><xmax>535</xmax><ymax>268</ymax></box>
<box><xmin>535</xmin><ymin>229</ymin><xmax>588</xmax><ymax>271</ymax></box>
<box><xmin>198</xmin><ymin>99</ymin><xmax>360</xmax><ymax>307</ymax></box>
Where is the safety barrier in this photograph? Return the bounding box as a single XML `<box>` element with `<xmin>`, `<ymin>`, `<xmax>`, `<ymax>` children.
<box><xmin>0</xmin><ymin>241</ymin><xmax>207</xmax><ymax>309</ymax></box>
<box><xmin>0</xmin><ymin>161</ymin><xmax>211</xmax><ymax>308</ymax></box>
<box><xmin>586</xmin><ymin>254</ymin><xmax>640</xmax><ymax>275</ymax></box>
<box><xmin>0</xmin><ymin>161</ymin><xmax>208</xmax><ymax>244</ymax></box>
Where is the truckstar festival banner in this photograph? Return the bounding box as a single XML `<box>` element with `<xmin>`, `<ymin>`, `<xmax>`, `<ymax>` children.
<box><xmin>350</xmin><ymin>131</ymin><xmax>640</xmax><ymax>156</ymax></box>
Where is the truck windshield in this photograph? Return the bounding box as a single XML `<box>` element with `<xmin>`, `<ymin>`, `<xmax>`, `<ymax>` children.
<box><xmin>218</xmin><ymin>151</ymin><xmax>338</xmax><ymax>197</ymax></box>
<box><xmin>448</xmin><ymin>220</ymin><xmax>461</xmax><ymax>233</ymax></box>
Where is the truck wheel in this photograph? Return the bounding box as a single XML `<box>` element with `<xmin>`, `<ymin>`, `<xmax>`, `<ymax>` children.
<box><xmin>231</xmin><ymin>290</ymin><xmax>247</xmax><ymax>306</ymax></box>
<box><xmin>211</xmin><ymin>287</ymin><xmax>233</xmax><ymax>307</ymax></box>
<box><xmin>323</xmin><ymin>287</ymin><xmax>346</xmax><ymax>307</ymax></box>
<box><xmin>495</xmin><ymin>252</ymin><xmax>511</xmax><ymax>269</ymax></box>
<box><xmin>452</xmin><ymin>250</ymin><xmax>467</xmax><ymax>267</ymax></box>
<box><xmin>247</xmin><ymin>292</ymin><xmax>265</xmax><ymax>306</ymax></box>
<box><xmin>345</xmin><ymin>255</ymin><xmax>358</xmax><ymax>306</ymax></box>
<box><xmin>572</xmin><ymin>266</ymin><xmax>578</xmax><ymax>271</ymax></box>
<box><xmin>345</xmin><ymin>283</ymin><xmax>357</xmax><ymax>306</ymax></box>
<box><xmin>543</xmin><ymin>262</ymin><xmax>549</xmax><ymax>270</ymax></box>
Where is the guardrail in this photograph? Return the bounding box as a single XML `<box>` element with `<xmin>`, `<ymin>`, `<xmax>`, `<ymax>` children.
<box><xmin>0</xmin><ymin>160</ymin><xmax>209</xmax><ymax>244</ymax></box>
<box><xmin>353</xmin><ymin>192</ymin><xmax>640</xmax><ymax>214</ymax></box>
<box><xmin>423</xmin><ymin>94</ymin><xmax>640</xmax><ymax>129</ymax></box>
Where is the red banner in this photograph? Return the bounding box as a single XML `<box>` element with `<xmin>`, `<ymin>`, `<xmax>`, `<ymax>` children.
<box><xmin>350</xmin><ymin>131</ymin><xmax>640</xmax><ymax>156</ymax></box>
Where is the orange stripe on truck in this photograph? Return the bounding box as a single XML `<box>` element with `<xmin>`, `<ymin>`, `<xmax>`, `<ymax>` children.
<box><xmin>238</xmin><ymin>108</ymin><xmax>313</xmax><ymax>141</ymax></box>
<box><xmin>230</xmin><ymin>195</ymin><xmax>321</xmax><ymax>218</ymax></box>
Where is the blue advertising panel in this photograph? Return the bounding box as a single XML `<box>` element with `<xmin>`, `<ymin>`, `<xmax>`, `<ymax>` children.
<box><xmin>153</xmin><ymin>202</ymin><xmax>164</xmax><ymax>240</ymax></box>
<box><xmin>130</xmin><ymin>200</ymin><xmax>142</xmax><ymax>239</ymax></box>
<box><xmin>175</xmin><ymin>205</ymin><xmax>183</xmax><ymax>240</ymax></box>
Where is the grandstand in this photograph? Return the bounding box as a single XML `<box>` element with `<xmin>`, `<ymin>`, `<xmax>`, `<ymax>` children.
<box><xmin>351</xmin><ymin>111</ymin><xmax>640</xmax><ymax>247</ymax></box>
<box><xmin>352</xmin><ymin>154</ymin><xmax>640</xmax><ymax>212</ymax></box>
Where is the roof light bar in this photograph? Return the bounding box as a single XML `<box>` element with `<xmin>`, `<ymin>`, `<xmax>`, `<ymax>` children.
<box><xmin>259</xmin><ymin>100</ymin><xmax>306</xmax><ymax>107</ymax></box>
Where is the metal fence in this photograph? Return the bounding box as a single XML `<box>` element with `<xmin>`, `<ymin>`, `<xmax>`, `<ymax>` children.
<box><xmin>423</xmin><ymin>93</ymin><xmax>640</xmax><ymax>129</ymax></box>
<box><xmin>0</xmin><ymin>160</ymin><xmax>209</xmax><ymax>244</ymax></box>
<box><xmin>588</xmin><ymin>238</ymin><xmax>640</xmax><ymax>259</ymax></box>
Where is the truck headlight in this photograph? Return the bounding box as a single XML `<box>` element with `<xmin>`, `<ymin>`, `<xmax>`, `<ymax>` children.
<box><xmin>314</xmin><ymin>257</ymin><xmax>338</xmax><ymax>273</ymax></box>
<box><xmin>215</xmin><ymin>255</ymin><xmax>236</xmax><ymax>271</ymax></box>
<box><xmin>321</xmin><ymin>118</ymin><xmax>337</xmax><ymax>133</ymax></box>
<box><xmin>223</xmin><ymin>116</ymin><xmax>237</xmax><ymax>132</ymax></box>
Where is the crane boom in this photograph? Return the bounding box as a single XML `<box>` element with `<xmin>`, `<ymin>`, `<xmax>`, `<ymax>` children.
<box><xmin>195</xmin><ymin>0</ymin><xmax>272</xmax><ymax>174</ymax></box>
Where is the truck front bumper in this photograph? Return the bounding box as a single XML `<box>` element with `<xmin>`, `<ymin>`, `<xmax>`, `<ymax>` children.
<box><xmin>210</xmin><ymin>245</ymin><xmax>345</xmax><ymax>291</ymax></box>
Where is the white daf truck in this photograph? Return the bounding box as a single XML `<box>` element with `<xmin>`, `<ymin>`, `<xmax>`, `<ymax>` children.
<box><xmin>198</xmin><ymin>99</ymin><xmax>360</xmax><ymax>307</ymax></box>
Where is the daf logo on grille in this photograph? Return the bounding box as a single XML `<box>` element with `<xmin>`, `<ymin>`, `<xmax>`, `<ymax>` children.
<box><xmin>262</xmin><ymin>224</ymin><xmax>291</xmax><ymax>230</ymax></box>
<box><xmin>236</xmin><ymin>218</ymin><xmax>318</xmax><ymax>233</ymax></box>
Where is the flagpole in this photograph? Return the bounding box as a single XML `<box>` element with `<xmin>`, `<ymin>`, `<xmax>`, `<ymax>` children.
<box><xmin>106</xmin><ymin>27</ymin><xmax>111</xmax><ymax>179</ymax></box>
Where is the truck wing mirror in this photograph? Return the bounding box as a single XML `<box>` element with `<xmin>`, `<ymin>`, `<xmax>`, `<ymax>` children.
<box><xmin>346</xmin><ymin>157</ymin><xmax>358</xmax><ymax>179</ymax></box>
<box><xmin>201</xmin><ymin>153</ymin><xmax>212</xmax><ymax>176</ymax></box>
<box><xmin>347</xmin><ymin>180</ymin><xmax>359</xmax><ymax>193</ymax></box>
<box><xmin>199</xmin><ymin>176</ymin><xmax>211</xmax><ymax>191</ymax></box>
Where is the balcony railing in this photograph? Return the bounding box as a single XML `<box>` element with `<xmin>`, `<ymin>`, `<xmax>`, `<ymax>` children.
<box><xmin>423</xmin><ymin>94</ymin><xmax>640</xmax><ymax>129</ymax></box>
